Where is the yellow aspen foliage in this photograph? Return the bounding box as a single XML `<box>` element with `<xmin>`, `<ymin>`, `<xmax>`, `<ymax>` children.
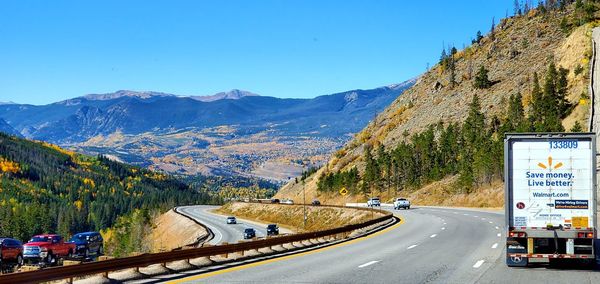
<box><xmin>0</xmin><ymin>158</ymin><xmax>20</xmax><ymax>174</ymax></box>
<box><xmin>74</xmin><ymin>200</ymin><xmax>83</xmax><ymax>210</ymax></box>
<box><xmin>83</xmin><ymin>178</ymin><xmax>96</xmax><ymax>188</ymax></box>
<box><xmin>40</xmin><ymin>142</ymin><xmax>76</xmax><ymax>157</ymax></box>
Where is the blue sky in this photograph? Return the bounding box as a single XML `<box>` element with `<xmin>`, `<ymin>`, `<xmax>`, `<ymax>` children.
<box><xmin>0</xmin><ymin>1</ymin><xmax>512</xmax><ymax>105</ymax></box>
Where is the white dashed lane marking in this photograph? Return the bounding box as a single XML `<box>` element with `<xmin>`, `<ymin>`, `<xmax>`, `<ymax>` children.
<box><xmin>407</xmin><ymin>245</ymin><xmax>418</xmax><ymax>250</ymax></box>
<box><xmin>492</xmin><ymin>243</ymin><xmax>498</xmax><ymax>249</ymax></box>
<box><xmin>473</xmin><ymin>260</ymin><xmax>485</xmax><ymax>268</ymax></box>
<box><xmin>358</xmin><ymin>261</ymin><xmax>380</xmax><ymax>268</ymax></box>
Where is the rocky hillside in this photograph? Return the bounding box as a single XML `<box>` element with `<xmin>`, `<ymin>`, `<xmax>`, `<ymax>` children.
<box><xmin>277</xmin><ymin>3</ymin><xmax>598</xmax><ymax>206</ymax></box>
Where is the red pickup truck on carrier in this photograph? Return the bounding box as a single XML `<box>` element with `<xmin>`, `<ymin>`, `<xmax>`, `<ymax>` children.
<box><xmin>23</xmin><ymin>234</ymin><xmax>75</xmax><ymax>266</ymax></box>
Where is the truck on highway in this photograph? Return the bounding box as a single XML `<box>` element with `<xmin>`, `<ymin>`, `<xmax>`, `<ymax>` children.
<box><xmin>394</xmin><ymin>198</ymin><xmax>410</xmax><ymax>210</ymax></box>
<box><xmin>504</xmin><ymin>133</ymin><xmax>597</xmax><ymax>267</ymax></box>
<box><xmin>23</xmin><ymin>234</ymin><xmax>75</xmax><ymax>266</ymax></box>
<box><xmin>367</xmin><ymin>197</ymin><xmax>381</xmax><ymax>207</ymax></box>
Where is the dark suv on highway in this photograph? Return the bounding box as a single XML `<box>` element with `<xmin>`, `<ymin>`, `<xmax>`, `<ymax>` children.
<box><xmin>266</xmin><ymin>224</ymin><xmax>279</xmax><ymax>236</ymax></box>
<box><xmin>244</xmin><ymin>228</ymin><xmax>256</xmax><ymax>239</ymax></box>
<box><xmin>69</xmin><ymin>232</ymin><xmax>103</xmax><ymax>258</ymax></box>
<box><xmin>0</xmin><ymin>238</ymin><xmax>24</xmax><ymax>267</ymax></box>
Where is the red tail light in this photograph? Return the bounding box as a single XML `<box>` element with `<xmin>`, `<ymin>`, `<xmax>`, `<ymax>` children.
<box><xmin>577</xmin><ymin>232</ymin><xmax>594</xmax><ymax>238</ymax></box>
<box><xmin>509</xmin><ymin>232</ymin><xmax>526</xmax><ymax>238</ymax></box>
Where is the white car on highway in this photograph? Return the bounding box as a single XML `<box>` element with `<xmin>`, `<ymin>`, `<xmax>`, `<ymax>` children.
<box><xmin>367</xmin><ymin>197</ymin><xmax>380</xmax><ymax>207</ymax></box>
<box><xmin>393</xmin><ymin>198</ymin><xmax>410</xmax><ymax>210</ymax></box>
<box><xmin>281</xmin><ymin>199</ymin><xmax>294</xmax><ymax>205</ymax></box>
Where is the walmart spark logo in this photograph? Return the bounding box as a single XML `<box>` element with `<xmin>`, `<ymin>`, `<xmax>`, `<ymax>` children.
<box><xmin>537</xmin><ymin>156</ymin><xmax>563</xmax><ymax>170</ymax></box>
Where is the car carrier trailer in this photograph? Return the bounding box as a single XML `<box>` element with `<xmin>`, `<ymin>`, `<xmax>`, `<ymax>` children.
<box><xmin>504</xmin><ymin>133</ymin><xmax>597</xmax><ymax>266</ymax></box>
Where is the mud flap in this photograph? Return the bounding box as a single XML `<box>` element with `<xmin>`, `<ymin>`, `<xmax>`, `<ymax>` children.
<box><xmin>506</xmin><ymin>242</ymin><xmax>528</xmax><ymax>267</ymax></box>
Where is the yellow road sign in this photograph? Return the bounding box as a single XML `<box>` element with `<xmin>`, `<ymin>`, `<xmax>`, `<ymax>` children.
<box><xmin>339</xmin><ymin>187</ymin><xmax>348</xmax><ymax>196</ymax></box>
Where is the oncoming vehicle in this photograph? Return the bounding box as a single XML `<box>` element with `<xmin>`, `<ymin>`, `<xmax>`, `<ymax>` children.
<box><xmin>227</xmin><ymin>216</ymin><xmax>237</xmax><ymax>224</ymax></box>
<box><xmin>243</xmin><ymin>228</ymin><xmax>256</xmax><ymax>239</ymax></box>
<box><xmin>311</xmin><ymin>199</ymin><xmax>321</xmax><ymax>206</ymax></box>
<box><xmin>23</xmin><ymin>234</ymin><xmax>75</xmax><ymax>266</ymax></box>
<box><xmin>69</xmin><ymin>232</ymin><xmax>104</xmax><ymax>259</ymax></box>
<box><xmin>394</xmin><ymin>198</ymin><xmax>410</xmax><ymax>210</ymax></box>
<box><xmin>281</xmin><ymin>199</ymin><xmax>294</xmax><ymax>205</ymax></box>
<box><xmin>0</xmin><ymin>237</ymin><xmax>24</xmax><ymax>267</ymax></box>
<box><xmin>367</xmin><ymin>197</ymin><xmax>380</xmax><ymax>207</ymax></box>
<box><xmin>266</xmin><ymin>224</ymin><xmax>279</xmax><ymax>236</ymax></box>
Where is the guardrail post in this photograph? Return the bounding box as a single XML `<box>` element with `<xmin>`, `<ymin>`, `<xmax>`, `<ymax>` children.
<box><xmin>221</xmin><ymin>242</ymin><xmax>229</xmax><ymax>258</ymax></box>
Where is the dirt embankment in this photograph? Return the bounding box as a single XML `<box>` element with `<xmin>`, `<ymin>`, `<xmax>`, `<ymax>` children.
<box><xmin>403</xmin><ymin>176</ymin><xmax>504</xmax><ymax>208</ymax></box>
<box><xmin>148</xmin><ymin>209</ymin><xmax>209</xmax><ymax>252</ymax></box>
<box><xmin>217</xmin><ymin>202</ymin><xmax>386</xmax><ymax>232</ymax></box>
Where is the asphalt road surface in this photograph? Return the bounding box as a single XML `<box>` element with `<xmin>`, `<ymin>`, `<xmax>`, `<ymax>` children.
<box><xmin>177</xmin><ymin>205</ymin><xmax>270</xmax><ymax>245</ymax></box>
<box><xmin>168</xmin><ymin>206</ymin><xmax>600</xmax><ymax>284</ymax></box>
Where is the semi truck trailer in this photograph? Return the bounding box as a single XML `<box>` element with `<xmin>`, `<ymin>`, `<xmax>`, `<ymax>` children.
<box><xmin>504</xmin><ymin>133</ymin><xmax>597</xmax><ymax>267</ymax></box>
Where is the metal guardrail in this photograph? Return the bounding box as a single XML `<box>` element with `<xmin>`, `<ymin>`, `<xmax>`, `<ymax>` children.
<box><xmin>173</xmin><ymin>207</ymin><xmax>214</xmax><ymax>248</ymax></box>
<box><xmin>0</xmin><ymin>205</ymin><xmax>392</xmax><ymax>283</ymax></box>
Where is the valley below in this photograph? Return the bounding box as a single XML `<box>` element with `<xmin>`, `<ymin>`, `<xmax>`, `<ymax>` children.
<box><xmin>72</xmin><ymin>126</ymin><xmax>345</xmax><ymax>182</ymax></box>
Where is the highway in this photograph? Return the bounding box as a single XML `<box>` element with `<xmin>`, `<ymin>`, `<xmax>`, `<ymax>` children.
<box><xmin>177</xmin><ymin>205</ymin><xmax>272</xmax><ymax>245</ymax></box>
<box><xmin>165</xmin><ymin>206</ymin><xmax>600</xmax><ymax>283</ymax></box>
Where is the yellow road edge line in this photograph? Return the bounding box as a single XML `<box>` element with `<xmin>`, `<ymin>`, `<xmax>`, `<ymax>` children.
<box><xmin>168</xmin><ymin>216</ymin><xmax>405</xmax><ymax>283</ymax></box>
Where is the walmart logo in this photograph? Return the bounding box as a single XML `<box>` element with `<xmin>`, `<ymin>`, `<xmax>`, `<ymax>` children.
<box><xmin>537</xmin><ymin>156</ymin><xmax>563</xmax><ymax>170</ymax></box>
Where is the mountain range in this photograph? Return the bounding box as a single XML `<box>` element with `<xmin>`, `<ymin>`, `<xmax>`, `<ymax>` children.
<box><xmin>0</xmin><ymin>80</ymin><xmax>414</xmax><ymax>181</ymax></box>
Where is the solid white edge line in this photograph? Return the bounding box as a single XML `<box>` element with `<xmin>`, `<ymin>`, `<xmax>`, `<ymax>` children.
<box><xmin>473</xmin><ymin>260</ymin><xmax>485</xmax><ymax>268</ymax></box>
<box><xmin>492</xmin><ymin>243</ymin><xmax>499</xmax><ymax>249</ymax></box>
<box><xmin>358</xmin><ymin>260</ymin><xmax>380</xmax><ymax>268</ymax></box>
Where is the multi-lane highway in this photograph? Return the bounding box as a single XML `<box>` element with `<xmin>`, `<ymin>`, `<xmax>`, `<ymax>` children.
<box><xmin>177</xmin><ymin>205</ymin><xmax>286</xmax><ymax>245</ymax></box>
<box><xmin>165</xmin><ymin>206</ymin><xmax>600</xmax><ymax>283</ymax></box>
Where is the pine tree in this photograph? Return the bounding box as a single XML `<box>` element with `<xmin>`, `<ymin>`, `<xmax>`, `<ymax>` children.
<box><xmin>541</xmin><ymin>62</ymin><xmax>566</xmax><ymax>131</ymax></box>
<box><xmin>570</xmin><ymin>121</ymin><xmax>584</xmax><ymax>132</ymax></box>
<box><xmin>363</xmin><ymin>145</ymin><xmax>378</xmax><ymax>192</ymax></box>
<box><xmin>474</xmin><ymin>66</ymin><xmax>492</xmax><ymax>89</ymax></box>
<box><xmin>490</xmin><ymin>17</ymin><xmax>496</xmax><ymax>41</ymax></box>
<box><xmin>475</xmin><ymin>31</ymin><xmax>483</xmax><ymax>44</ymax></box>
<box><xmin>529</xmin><ymin>72</ymin><xmax>545</xmax><ymax>131</ymax></box>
